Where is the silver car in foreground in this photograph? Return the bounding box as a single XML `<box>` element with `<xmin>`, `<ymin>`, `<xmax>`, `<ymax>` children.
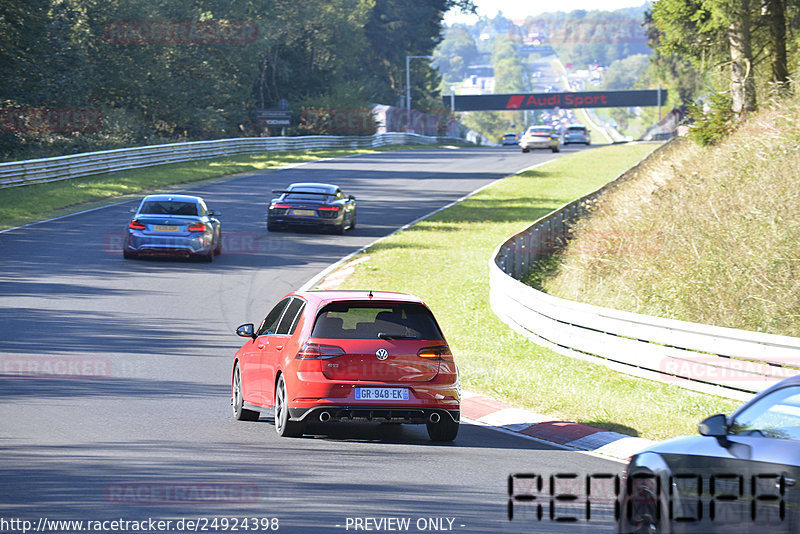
<box><xmin>123</xmin><ymin>194</ymin><xmax>221</xmax><ymax>261</ymax></box>
<box><xmin>519</xmin><ymin>125</ymin><xmax>560</xmax><ymax>153</ymax></box>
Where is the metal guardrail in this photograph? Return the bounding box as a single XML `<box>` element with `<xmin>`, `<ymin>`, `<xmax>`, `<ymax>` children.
<box><xmin>489</xmin><ymin>139</ymin><xmax>800</xmax><ymax>401</ymax></box>
<box><xmin>0</xmin><ymin>132</ymin><xmax>476</xmax><ymax>189</ymax></box>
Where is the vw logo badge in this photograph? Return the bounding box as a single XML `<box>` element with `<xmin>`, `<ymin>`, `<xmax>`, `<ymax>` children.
<box><xmin>375</xmin><ymin>348</ymin><xmax>389</xmax><ymax>360</ymax></box>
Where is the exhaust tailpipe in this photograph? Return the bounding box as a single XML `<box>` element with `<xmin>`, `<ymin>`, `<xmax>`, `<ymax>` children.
<box><xmin>319</xmin><ymin>411</ymin><xmax>331</xmax><ymax>422</ymax></box>
<box><xmin>429</xmin><ymin>412</ymin><xmax>441</xmax><ymax>424</ymax></box>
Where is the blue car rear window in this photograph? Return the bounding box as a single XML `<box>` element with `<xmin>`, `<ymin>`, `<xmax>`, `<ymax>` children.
<box><xmin>140</xmin><ymin>201</ymin><xmax>198</xmax><ymax>216</ymax></box>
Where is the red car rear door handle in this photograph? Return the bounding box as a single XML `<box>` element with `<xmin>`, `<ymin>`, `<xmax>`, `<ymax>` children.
<box><xmin>257</xmin><ymin>343</ymin><xmax>266</xmax><ymax>349</ymax></box>
<box><xmin>275</xmin><ymin>345</ymin><xmax>284</xmax><ymax>351</ymax></box>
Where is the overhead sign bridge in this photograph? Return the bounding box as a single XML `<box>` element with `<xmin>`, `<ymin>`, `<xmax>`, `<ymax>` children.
<box><xmin>443</xmin><ymin>89</ymin><xmax>666</xmax><ymax>111</ymax></box>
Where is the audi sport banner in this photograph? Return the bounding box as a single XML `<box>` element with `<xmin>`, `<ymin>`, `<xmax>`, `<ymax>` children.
<box><xmin>443</xmin><ymin>89</ymin><xmax>666</xmax><ymax>111</ymax></box>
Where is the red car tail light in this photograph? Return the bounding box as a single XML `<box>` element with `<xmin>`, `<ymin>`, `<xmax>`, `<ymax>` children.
<box><xmin>187</xmin><ymin>222</ymin><xmax>206</xmax><ymax>232</ymax></box>
<box><xmin>270</xmin><ymin>203</ymin><xmax>291</xmax><ymax>209</ymax></box>
<box><xmin>296</xmin><ymin>343</ymin><xmax>345</xmax><ymax>360</ymax></box>
<box><xmin>128</xmin><ymin>220</ymin><xmax>146</xmax><ymax>230</ymax></box>
<box><xmin>418</xmin><ymin>345</ymin><xmax>453</xmax><ymax>360</ymax></box>
<box><xmin>318</xmin><ymin>206</ymin><xmax>340</xmax><ymax>211</ymax></box>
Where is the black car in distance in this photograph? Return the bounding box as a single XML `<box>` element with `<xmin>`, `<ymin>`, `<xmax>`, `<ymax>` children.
<box><xmin>267</xmin><ymin>182</ymin><xmax>356</xmax><ymax>234</ymax></box>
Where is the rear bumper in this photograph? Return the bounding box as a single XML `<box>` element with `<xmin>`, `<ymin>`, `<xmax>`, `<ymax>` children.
<box><xmin>289</xmin><ymin>406</ymin><xmax>459</xmax><ymax>424</ymax></box>
<box><xmin>125</xmin><ymin>232</ymin><xmax>213</xmax><ymax>256</ymax></box>
<box><xmin>520</xmin><ymin>140</ymin><xmax>558</xmax><ymax>150</ymax></box>
<box><xmin>268</xmin><ymin>214</ymin><xmax>343</xmax><ymax>228</ymax></box>
<box><xmin>285</xmin><ymin>370</ymin><xmax>460</xmax><ymax>422</ymax></box>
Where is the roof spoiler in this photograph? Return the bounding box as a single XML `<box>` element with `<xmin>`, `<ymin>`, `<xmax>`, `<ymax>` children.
<box><xmin>272</xmin><ymin>189</ymin><xmax>331</xmax><ymax>196</ymax></box>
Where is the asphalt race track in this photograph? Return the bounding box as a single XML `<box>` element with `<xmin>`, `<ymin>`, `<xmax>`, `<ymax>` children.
<box><xmin>0</xmin><ymin>145</ymin><xmax>623</xmax><ymax>533</ymax></box>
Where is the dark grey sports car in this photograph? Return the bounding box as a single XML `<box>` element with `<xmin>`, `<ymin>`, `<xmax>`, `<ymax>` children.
<box><xmin>123</xmin><ymin>194</ymin><xmax>221</xmax><ymax>261</ymax></box>
<box><xmin>267</xmin><ymin>182</ymin><xmax>356</xmax><ymax>234</ymax></box>
<box><xmin>619</xmin><ymin>375</ymin><xmax>800</xmax><ymax>533</ymax></box>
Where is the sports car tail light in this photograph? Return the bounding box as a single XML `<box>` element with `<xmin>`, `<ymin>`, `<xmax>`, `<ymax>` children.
<box><xmin>418</xmin><ymin>345</ymin><xmax>453</xmax><ymax>360</ymax></box>
<box><xmin>318</xmin><ymin>205</ymin><xmax>340</xmax><ymax>219</ymax></box>
<box><xmin>187</xmin><ymin>222</ymin><xmax>206</xmax><ymax>232</ymax></box>
<box><xmin>296</xmin><ymin>343</ymin><xmax>345</xmax><ymax>360</ymax></box>
<box><xmin>270</xmin><ymin>203</ymin><xmax>291</xmax><ymax>209</ymax></box>
<box><xmin>128</xmin><ymin>220</ymin><xmax>146</xmax><ymax>230</ymax></box>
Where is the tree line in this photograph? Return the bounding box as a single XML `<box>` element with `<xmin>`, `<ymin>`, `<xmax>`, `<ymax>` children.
<box><xmin>648</xmin><ymin>0</ymin><xmax>799</xmax><ymax>133</ymax></box>
<box><xmin>0</xmin><ymin>0</ymin><xmax>474</xmax><ymax>161</ymax></box>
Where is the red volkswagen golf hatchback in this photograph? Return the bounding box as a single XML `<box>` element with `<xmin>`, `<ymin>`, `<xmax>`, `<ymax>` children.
<box><xmin>231</xmin><ymin>290</ymin><xmax>460</xmax><ymax>441</ymax></box>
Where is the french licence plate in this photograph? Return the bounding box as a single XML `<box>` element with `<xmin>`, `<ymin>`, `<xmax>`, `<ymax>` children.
<box><xmin>153</xmin><ymin>225</ymin><xmax>180</xmax><ymax>232</ymax></box>
<box><xmin>355</xmin><ymin>388</ymin><xmax>409</xmax><ymax>401</ymax></box>
<box><xmin>292</xmin><ymin>209</ymin><xmax>315</xmax><ymax>216</ymax></box>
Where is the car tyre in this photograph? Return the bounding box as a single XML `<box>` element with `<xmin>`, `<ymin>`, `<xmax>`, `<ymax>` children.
<box><xmin>521</xmin><ymin>148</ymin><xmax>529</xmax><ymax>153</ymax></box>
<box><xmin>552</xmin><ymin>146</ymin><xmax>560</xmax><ymax>153</ymax></box>
<box><xmin>426</xmin><ymin>415</ymin><xmax>459</xmax><ymax>442</ymax></box>
<box><xmin>232</xmin><ymin>363</ymin><xmax>260</xmax><ymax>421</ymax></box>
<box><xmin>123</xmin><ymin>251</ymin><xmax>136</xmax><ymax>259</ymax></box>
<box><xmin>274</xmin><ymin>374</ymin><xmax>304</xmax><ymax>437</ymax></box>
<box><xmin>214</xmin><ymin>230</ymin><xmax>222</xmax><ymax>255</ymax></box>
<box><xmin>267</xmin><ymin>221</ymin><xmax>280</xmax><ymax>232</ymax></box>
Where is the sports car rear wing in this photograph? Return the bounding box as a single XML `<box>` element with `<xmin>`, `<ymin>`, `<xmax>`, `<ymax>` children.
<box><xmin>272</xmin><ymin>190</ymin><xmax>331</xmax><ymax>196</ymax></box>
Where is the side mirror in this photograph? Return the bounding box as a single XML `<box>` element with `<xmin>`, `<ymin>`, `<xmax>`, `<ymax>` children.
<box><xmin>209</xmin><ymin>209</ymin><xmax>221</xmax><ymax>216</ymax></box>
<box><xmin>349</xmin><ymin>195</ymin><xmax>356</xmax><ymax>201</ymax></box>
<box><xmin>129</xmin><ymin>207</ymin><xmax>137</xmax><ymax>213</ymax></box>
<box><xmin>236</xmin><ymin>323</ymin><xmax>255</xmax><ymax>339</ymax></box>
<box><xmin>698</xmin><ymin>414</ymin><xmax>728</xmax><ymax>437</ymax></box>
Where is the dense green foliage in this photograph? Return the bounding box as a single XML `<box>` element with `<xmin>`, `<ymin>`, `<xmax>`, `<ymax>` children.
<box><xmin>0</xmin><ymin>0</ymin><xmax>474</xmax><ymax>161</ymax></box>
<box><xmin>686</xmin><ymin>92</ymin><xmax>734</xmax><ymax>145</ymax></box>
<box><xmin>432</xmin><ymin>25</ymin><xmax>479</xmax><ymax>86</ymax></box>
<box><xmin>647</xmin><ymin>0</ymin><xmax>799</xmax><ymax>122</ymax></box>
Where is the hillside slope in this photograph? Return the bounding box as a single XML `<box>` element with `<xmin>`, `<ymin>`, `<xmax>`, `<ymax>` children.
<box><xmin>539</xmin><ymin>101</ymin><xmax>800</xmax><ymax>337</ymax></box>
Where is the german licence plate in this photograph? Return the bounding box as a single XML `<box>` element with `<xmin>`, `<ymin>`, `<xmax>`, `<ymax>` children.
<box><xmin>355</xmin><ymin>388</ymin><xmax>409</xmax><ymax>401</ymax></box>
<box><xmin>153</xmin><ymin>225</ymin><xmax>180</xmax><ymax>232</ymax></box>
<box><xmin>292</xmin><ymin>209</ymin><xmax>315</xmax><ymax>216</ymax></box>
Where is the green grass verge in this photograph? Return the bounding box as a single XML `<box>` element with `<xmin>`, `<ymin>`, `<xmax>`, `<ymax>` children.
<box><xmin>330</xmin><ymin>143</ymin><xmax>741</xmax><ymax>441</ymax></box>
<box><xmin>0</xmin><ymin>143</ymin><xmax>461</xmax><ymax>231</ymax></box>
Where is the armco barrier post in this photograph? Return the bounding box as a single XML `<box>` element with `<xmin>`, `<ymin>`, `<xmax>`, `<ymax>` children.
<box><xmin>513</xmin><ymin>236</ymin><xmax>524</xmax><ymax>279</ymax></box>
